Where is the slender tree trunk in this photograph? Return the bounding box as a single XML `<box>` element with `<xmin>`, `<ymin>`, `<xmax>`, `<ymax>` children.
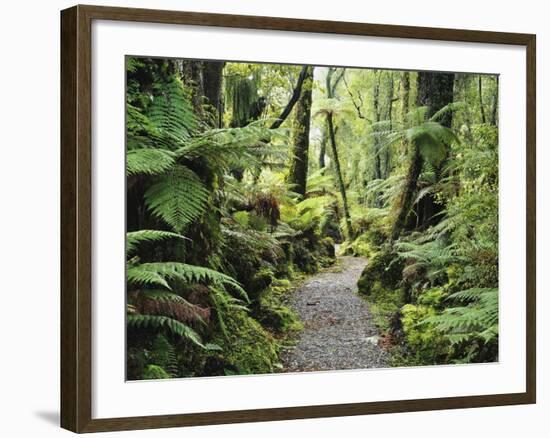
<box><xmin>287</xmin><ymin>66</ymin><xmax>314</xmax><ymax>197</ymax></box>
<box><xmin>401</xmin><ymin>71</ymin><xmax>410</xmax><ymax>124</ymax></box>
<box><xmin>324</xmin><ymin>67</ymin><xmax>351</xmax><ymax>237</ymax></box>
<box><xmin>384</xmin><ymin>72</ymin><xmax>395</xmax><ymax>178</ymax></box>
<box><xmin>491</xmin><ymin>76</ymin><xmax>499</xmax><ymax>126</ymax></box>
<box><xmin>270</xmin><ymin>65</ymin><xmax>309</xmax><ymax>129</ymax></box>
<box><xmin>372</xmin><ymin>70</ymin><xmax>382</xmax><ymax>181</ymax></box>
<box><xmin>478</xmin><ymin>75</ymin><xmax>487</xmax><ymax>124</ymax></box>
<box><xmin>319</xmin><ymin>126</ymin><xmax>327</xmax><ymax>169</ymax></box>
<box><xmin>326</xmin><ymin>112</ymin><xmax>352</xmax><ymax>239</ymax></box>
<box><xmin>400</xmin><ymin>71</ymin><xmax>410</xmax><ymax>159</ymax></box>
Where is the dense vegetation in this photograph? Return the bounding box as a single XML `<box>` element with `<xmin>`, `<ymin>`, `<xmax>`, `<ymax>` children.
<box><xmin>126</xmin><ymin>57</ymin><xmax>499</xmax><ymax>379</ymax></box>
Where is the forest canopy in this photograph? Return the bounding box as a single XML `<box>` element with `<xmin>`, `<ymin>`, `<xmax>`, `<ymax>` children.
<box><xmin>126</xmin><ymin>57</ymin><xmax>499</xmax><ymax>379</ymax></box>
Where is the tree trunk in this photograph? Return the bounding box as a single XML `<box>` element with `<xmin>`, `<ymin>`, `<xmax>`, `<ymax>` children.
<box><xmin>287</xmin><ymin>66</ymin><xmax>313</xmax><ymax>197</ymax></box>
<box><xmin>416</xmin><ymin>71</ymin><xmax>455</xmax><ymax>127</ymax></box>
<box><xmin>392</xmin><ymin>71</ymin><xmax>454</xmax><ymax>239</ymax></box>
<box><xmin>271</xmin><ymin>65</ymin><xmax>309</xmax><ymax>129</ymax></box>
<box><xmin>202</xmin><ymin>61</ymin><xmax>225</xmax><ymax>128</ymax></box>
<box><xmin>384</xmin><ymin>72</ymin><xmax>395</xmax><ymax>178</ymax></box>
<box><xmin>326</xmin><ymin>112</ymin><xmax>352</xmax><ymax>239</ymax></box>
<box><xmin>178</xmin><ymin>60</ymin><xmax>204</xmax><ymax>116</ymax></box>
<box><xmin>401</xmin><ymin>71</ymin><xmax>410</xmax><ymax>125</ymax></box>
<box><xmin>478</xmin><ymin>75</ymin><xmax>487</xmax><ymax>124</ymax></box>
<box><xmin>319</xmin><ymin>126</ymin><xmax>327</xmax><ymax>169</ymax></box>
<box><xmin>372</xmin><ymin>70</ymin><xmax>382</xmax><ymax>181</ymax></box>
<box><xmin>491</xmin><ymin>76</ymin><xmax>499</xmax><ymax>126</ymax></box>
<box><xmin>391</xmin><ymin>142</ymin><xmax>423</xmax><ymax>240</ymax></box>
<box><xmin>415</xmin><ymin>71</ymin><xmax>454</xmax><ymax>228</ymax></box>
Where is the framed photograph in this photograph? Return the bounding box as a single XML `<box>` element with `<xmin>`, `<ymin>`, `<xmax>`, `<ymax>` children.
<box><xmin>60</xmin><ymin>4</ymin><xmax>536</xmax><ymax>433</ymax></box>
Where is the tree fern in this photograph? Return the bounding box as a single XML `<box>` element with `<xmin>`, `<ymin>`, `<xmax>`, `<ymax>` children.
<box><xmin>127</xmin><ymin>261</ymin><xmax>248</xmax><ymax>302</ymax></box>
<box><xmin>422</xmin><ymin>288</ymin><xmax>498</xmax><ymax>345</ymax></box>
<box><xmin>148</xmin><ymin>77</ymin><xmax>197</xmax><ymax>143</ymax></box>
<box><xmin>135</xmin><ymin>290</ymin><xmax>210</xmax><ymax>325</ymax></box>
<box><xmin>126</xmin><ymin>148</ymin><xmax>176</xmax><ymax>176</ymax></box>
<box><xmin>144</xmin><ymin>165</ymin><xmax>210</xmax><ymax>233</ymax></box>
<box><xmin>126</xmin><ymin>230</ymin><xmax>188</xmax><ymax>256</ymax></box>
<box><xmin>127</xmin><ymin>314</ymin><xmax>213</xmax><ymax>348</ymax></box>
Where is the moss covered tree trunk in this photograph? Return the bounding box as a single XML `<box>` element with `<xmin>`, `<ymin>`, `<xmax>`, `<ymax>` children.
<box><xmin>401</xmin><ymin>71</ymin><xmax>410</xmax><ymax>124</ymax></box>
<box><xmin>416</xmin><ymin>72</ymin><xmax>454</xmax><ymax>228</ymax></box>
<box><xmin>417</xmin><ymin>72</ymin><xmax>455</xmax><ymax>127</ymax></box>
<box><xmin>202</xmin><ymin>61</ymin><xmax>225</xmax><ymax>128</ymax></box>
<box><xmin>326</xmin><ymin>112</ymin><xmax>353</xmax><ymax>240</ymax></box>
<box><xmin>287</xmin><ymin>66</ymin><xmax>313</xmax><ymax>197</ymax></box>
<box><xmin>391</xmin><ymin>71</ymin><xmax>454</xmax><ymax>239</ymax></box>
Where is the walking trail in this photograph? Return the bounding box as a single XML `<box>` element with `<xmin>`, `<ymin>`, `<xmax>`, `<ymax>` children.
<box><xmin>281</xmin><ymin>255</ymin><xmax>388</xmax><ymax>372</ymax></box>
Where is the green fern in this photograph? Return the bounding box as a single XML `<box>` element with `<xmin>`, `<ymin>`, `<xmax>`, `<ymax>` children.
<box><xmin>144</xmin><ymin>165</ymin><xmax>210</xmax><ymax>233</ymax></box>
<box><xmin>126</xmin><ymin>230</ymin><xmax>188</xmax><ymax>256</ymax></box>
<box><xmin>423</xmin><ymin>288</ymin><xmax>498</xmax><ymax>345</ymax></box>
<box><xmin>136</xmin><ymin>290</ymin><xmax>209</xmax><ymax>325</ymax></box>
<box><xmin>148</xmin><ymin>78</ymin><xmax>197</xmax><ymax>143</ymax></box>
<box><xmin>127</xmin><ymin>314</ymin><xmax>206</xmax><ymax>347</ymax></box>
<box><xmin>126</xmin><ymin>148</ymin><xmax>176</xmax><ymax>176</ymax></box>
<box><xmin>127</xmin><ymin>261</ymin><xmax>248</xmax><ymax>302</ymax></box>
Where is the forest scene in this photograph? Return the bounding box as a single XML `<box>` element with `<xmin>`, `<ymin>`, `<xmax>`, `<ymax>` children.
<box><xmin>126</xmin><ymin>56</ymin><xmax>499</xmax><ymax>380</ymax></box>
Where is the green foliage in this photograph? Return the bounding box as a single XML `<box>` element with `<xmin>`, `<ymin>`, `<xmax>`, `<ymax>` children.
<box><xmin>401</xmin><ymin>304</ymin><xmax>450</xmax><ymax>363</ymax></box>
<box><xmin>126</xmin><ymin>230</ymin><xmax>187</xmax><ymax>256</ymax></box>
<box><xmin>142</xmin><ymin>364</ymin><xmax>171</xmax><ymax>380</ymax></box>
<box><xmin>357</xmin><ymin>245</ymin><xmax>403</xmax><ymax>297</ymax></box>
<box><xmin>424</xmin><ymin>288</ymin><xmax>498</xmax><ymax>346</ymax></box>
<box><xmin>127</xmin><ymin>260</ymin><xmax>247</xmax><ymax>301</ymax></box>
<box><xmin>211</xmin><ymin>308</ymin><xmax>280</xmax><ymax>375</ymax></box>
<box><xmin>126</xmin><ymin>57</ymin><xmax>500</xmax><ymax>377</ymax></box>
<box><xmin>144</xmin><ymin>166</ymin><xmax>211</xmax><ymax>232</ymax></box>
<box><xmin>127</xmin><ymin>314</ymin><xmax>206</xmax><ymax>348</ymax></box>
<box><xmin>126</xmin><ymin>148</ymin><xmax>176</xmax><ymax>176</ymax></box>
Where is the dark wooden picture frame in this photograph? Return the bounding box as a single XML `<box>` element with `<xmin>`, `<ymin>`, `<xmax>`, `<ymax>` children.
<box><xmin>61</xmin><ymin>4</ymin><xmax>536</xmax><ymax>433</ymax></box>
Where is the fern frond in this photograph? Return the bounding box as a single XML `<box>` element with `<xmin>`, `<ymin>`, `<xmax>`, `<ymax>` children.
<box><xmin>148</xmin><ymin>78</ymin><xmax>197</xmax><ymax>143</ymax></box>
<box><xmin>126</xmin><ymin>230</ymin><xmax>188</xmax><ymax>256</ymax></box>
<box><xmin>126</xmin><ymin>148</ymin><xmax>176</xmax><ymax>176</ymax></box>
<box><xmin>127</xmin><ymin>264</ymin><xmax>172</xmax><ymax>290</ymax></box>
<box><xmin>136</xmin><ymin>290</ymin><xmax>210</xmax><ymax>325</ymax></box>
<box><xmin>127</xmin><ymin>314</ymin><xmax>206</xmax><ymax>347</ymax></box>
<box><xmin>429</xmin><ymin>102</ymin><xmax>465</xmax><ymax>123</ymax></box>
<box><xmin>128</xmin><ymin>262</ymin><xmax>248</xmax><ymax>302</ymax></box>
<box><xmin>144</xmin><ymin>165</ymin><xmax>210</xmax><ymax>232</ymax></box>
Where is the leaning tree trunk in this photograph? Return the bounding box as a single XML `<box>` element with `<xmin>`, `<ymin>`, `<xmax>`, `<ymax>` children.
<box><xmin>326</xmin><ymin>111</ymin><xmax>353</xmax><ymax>240</ymax></box>
<box><xmin>391</xmin><ymin>143</ymin><xmax>423</xmax><ymax>240</ymax></box>
<box><xmin>392</xmin><ymin>71</ymin><xmax>454</xmax><ymax>239</ymax></box>
<box><xmin>287</xmin><ymin>66</ymin><xmax>314</xmax><ymax>197</ymax></box>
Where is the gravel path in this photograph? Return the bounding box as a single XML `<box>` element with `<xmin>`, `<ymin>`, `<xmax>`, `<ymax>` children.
<box><xmin>281</xmin><ymin>256</ymin><xmax>388</xmax><ymax>372</ymax></box>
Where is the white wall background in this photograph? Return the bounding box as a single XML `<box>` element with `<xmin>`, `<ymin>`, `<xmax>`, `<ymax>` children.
<box><xmin>0</xmin><ymin>0</ymin><xmax>545</xmax><ymax>436</ymax></box>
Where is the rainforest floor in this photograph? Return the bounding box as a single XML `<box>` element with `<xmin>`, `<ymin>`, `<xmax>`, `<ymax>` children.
<box><xmin>281</xmin><ymin>255</ymin><xmax>388</xmax><ymax>372</ymax></box>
